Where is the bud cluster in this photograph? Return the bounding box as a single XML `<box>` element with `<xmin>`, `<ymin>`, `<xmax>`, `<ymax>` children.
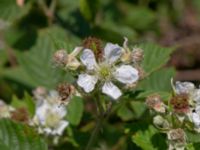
<box><xmin>146</xmin><ymin>81</ymin><xmax>200</xmax><ymax>149</ymax></box>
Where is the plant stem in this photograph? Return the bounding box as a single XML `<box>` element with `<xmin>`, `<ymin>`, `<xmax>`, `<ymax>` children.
<box><xmin>85</xmin><ymin>94</ymin><xmax>105</xmax><ymax>150</ymax></box>
<box><xmin>85</xmin><ymin>115</ymin><xmax>104</xmax><ymax>150</ymax></box>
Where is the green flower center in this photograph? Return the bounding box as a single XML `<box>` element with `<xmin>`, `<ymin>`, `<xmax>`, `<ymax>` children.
<box><xmin>98</xmin><ymin>64</ymin><xmax>112</xmax><ymax>80</ymax></box>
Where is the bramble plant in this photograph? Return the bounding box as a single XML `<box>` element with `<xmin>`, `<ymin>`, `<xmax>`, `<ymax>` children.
<box><xmin>1</xmin><ymin>0</ymin><xmax>200</xmax><ymax>150</ymax></box>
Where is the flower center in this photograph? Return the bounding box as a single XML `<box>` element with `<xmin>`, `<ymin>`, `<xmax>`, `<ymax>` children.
<box><xmin>97</xmin><ymin>64</ymin><xmax>112</xmax><ymax>80</ymax></box>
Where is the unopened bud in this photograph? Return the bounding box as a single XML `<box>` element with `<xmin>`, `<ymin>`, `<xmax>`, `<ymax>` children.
<box><xmin>66</xmin><ymin>56</ymin><xmax>80</xmax><ymax>70</ymax></box>
<box><xmin>33</xmin><ymin>87</ymin><xmax>47</xmax><ymax>100</ymax></box>
<box><xmin>53</xmin><ymin>50</ymin><xmax>67</xmax><ymax>66</ymax></box>
<box><xmin>153</xmin><ymin>115</ymin><xmax>169</xmax><ymax>129</ymax></box>
<box><xmin>168</xmin><ymin>128</ymin><xmax>186</xmax><ymax>143</ymax></box>
<box><xmin>132</xmin><ymin>48</ymin><xmax>144</xmax><ymax>63</ymax></box>
<box><xmin>146</xmin><ymin>94</ymin><xmax>165</xmax><ymax>113</ymax></box>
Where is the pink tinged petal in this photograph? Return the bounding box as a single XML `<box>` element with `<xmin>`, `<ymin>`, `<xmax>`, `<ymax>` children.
<box><xmin>80</xmin><ymin>49</ymin><xmax>97</xmax><ymax>70</ymax></box>
<box><xmin>104</xmin><ymin>43</ymin><xmax>122</xmax><ymax>64</ymax></box>
<box><xmin>114</xmin><ymin>65</ymin><xmax>139</xmax><ymax>84</ymax></box>
<box><xmin>77</xmin><ymin>74</ymin><xmax>98</xmax><ymax>93</ymax></box>
<box><xmin>102</xmin><ymin>82</ymin><xmax>122</xmax><ymax>100</ymax></box>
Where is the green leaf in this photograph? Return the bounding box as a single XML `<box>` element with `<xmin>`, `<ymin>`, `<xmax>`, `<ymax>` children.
<box><xmin>3</xmin><ymin>67</ymin><xmax>38</xmax><ymax>88</ymax></box>
<box><xmin>66</xmin><ymin>96</ymin><xmax>84</xmax><ymax>126</ymax></box>
<box><xmin>186</xmin><ymin>131</ymin><xmax>200</xmax><ymax>143</ymax></box>
<box><xmin>0</xmin><ymin>0</ymin><xmax>30</xmax><ymax>22</ymax></box>
<box><xmin>139</xmin><ymin>43</ymin><xmax>175</xmax><ymax>75</ymax></box>
<box><xmin>93</xmin><ymin>22</ymin><xmax>137</xmax><ymax>43</ymax></box>
<box><xmin>79</xmin><ymin>0</ymin><xmax>99</xmax><ymax>22</ymax></box>
<box><xmin>117</xmin><ymin>105</ymin><xmax>134</xmax><ymax>121</ymax></box>
<box><xmin>11</xmin><ymin>92</ymin><xmax>35</xmax><ymax>117</ymax></box>
<box><xmin>138</xmin><ymin>68</ymin><xmax>176</xmax><ymax>92</ymax></box>
<box><xmin>0</xmin><ymin>119</ymin><xmax>47</xmax><ymax>150</ymax></box>
<box><xmin>130</xmin><ymin>101</ymin><xmax>147</xmax><ymax>119</ymax></box>
<box><xmin>132</xmin><ymin>125</ymin><xmax>167</xmax><ymax>150</ymax></box>
<box><xmin>124</xmin><ymin>7</ymin><xmax>156</xmax><ymax>31</ymax></box>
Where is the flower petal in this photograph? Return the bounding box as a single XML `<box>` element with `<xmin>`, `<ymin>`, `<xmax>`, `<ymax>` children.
<box><xmin>175</xmin><ymin>81</ymin><xmax>195</xmax><ymax>94</ymax></box>
<box><xmin>52</xmin><ymin>104</ymin><xmax>67</xmax><ymax>118</ymax></box>
<box><xmin>114</xmin><ymin>65</ymin><xmax>139</xmax><ymax>84</ymax></box>
<box><xmin>104</xmin><ymin>43</ymin><xmax>122</xmax><ymax>63</ymax></box>
<box><xmin>35</xmin><ymin>101</ymin><xmax>50</xmax><ymax>125</ymax></box>
<box><xmin>102</xmin><ymin>82</ymin><xmax>122</xmax><ymax>100</ymax></box>
<box><xmin>192</xmin><ymin>112</ymin><xmax>200</xmax><ymax>127</ymax></box>
<box><xmin>192</xmin><ymin>89</ymin><xmax>200</xmax><ymax>104</ymax></box>
<box><xmin>80</xmin><ymin>49</ymin><xmax>97</xmax><ymax>70</ymax></box>
<box><xmin>54</xmin><ymin>120</ymin><xmax>69</xmax><ymax>135</ymax></box>
<box><xmin>77</xmin><ymin>74</ymin><xmax>98</xmax><ymax>93</ymax></box>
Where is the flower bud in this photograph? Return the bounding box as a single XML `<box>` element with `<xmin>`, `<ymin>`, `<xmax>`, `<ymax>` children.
<box><xmin>65</xmin><ymin>56</ymin><xmax>80</xmax><ymax>70</ymax></box>
<box><xmin>57</xmin><ymin>83</ymin><xmax>76</xmax><ymax>105</ymax></box>
<box><xmin>146</xmin><ymin>94</ymin><xmax>166</xmax><ymax>113</ymax></box>
<box><xmin>170</xmin><ymin>93</ymin><xmax>190</xmax><ymax>114</ymax></box>
<box><xmin>167</xmin><ymin>128</ymin><xmax>186</xmax><ymax>149</ymax></box>
<box><xmin>33</xmin><ymin>86</ymin><xmax>47</xmax><ymax>101</ymax></box>
<box><xmin>83</xmin><ymin>37</ymin><xmax>103</xmax><ymax>61</ymax></box>
<box><xmin>11</xmin><ymin>107</ymin><xmax>29</xmax><ymax>123</ymax></box>
<box><xmin>132</xmin><ymin>48</ymin><xmax>144</xmax><ymax>63</ymax></box>
<box><xmin>153</xmin><ymin>115</ymin><xmax>169</xmax><ymax>129</ymax></box>
<box><xmin>53</xmin><ymin>50</ymin><xmax>67</xmax><ymax>67</ymax></box>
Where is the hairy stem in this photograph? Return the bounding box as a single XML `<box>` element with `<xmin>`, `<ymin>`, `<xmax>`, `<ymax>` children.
<box><xmin>85</xmin><ymin>95</ymin><xmax>105</xmax><ymax>150</ymax></box>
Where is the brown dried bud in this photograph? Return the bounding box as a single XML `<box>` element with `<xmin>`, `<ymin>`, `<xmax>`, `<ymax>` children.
<box><xmin>170</xmin><ymin>93</ymin><xmax>189</xmax><ymax>114</ymax></box>
<box><xmin>53</xmin><ymin>50</ymin><xmax>67</xmax><ymax>66</ymax></box>
<box><xmin>168</xmin><ymin>128</ymin><xmax>186</xmax><ymax>143</ymax></box>
<box><xmin>11</xmin><ymin>107</ymin><xmax>29</xmax><ymax>123</ymax></box>
<box><xmin>83</xmin><ymin>37</ymin><xmax>103</xmax><ymax>61</ymax></box>
<box><xmin>57</xmin><ymin>83</ymin><xmax>76</xmax><ymax>104</ymax></box>
<box><xmin>146</xmin><ymin>94</ymin><xmax>165</xmax><ymax>113</ymax></box>
<box><xmin>132</xmin><ymin>48</ymin><xmax>144</xmax><ymax>63</ymax></box>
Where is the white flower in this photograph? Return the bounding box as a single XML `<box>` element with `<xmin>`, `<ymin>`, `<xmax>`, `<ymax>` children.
<box><xmin>33</xmin><ymin>90</ymin><xmax>68</xmax><ymax>136</ymax></box>
<box><xmin>174</xmin><ymin>81</ymin><xmax>195</xmax><ymax>95</ymax></box>
<box><xmin>77</xmin><ymin>43</ymin><xmax>139</xmax><ymax>100</ymax></box>
<box><xmin>0</xmin><ymin>100</ymin><xmax>14</xmax><ymax>118</ymax></box>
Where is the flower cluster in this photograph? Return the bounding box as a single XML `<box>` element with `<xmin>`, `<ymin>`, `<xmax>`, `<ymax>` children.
<box><xmin>32</xmin><ymin>87</ymin><xmax>69</xmax><ymax>136</ymax></box>
<box><xmin>53</xmin><ymin>37</ymin><xmax>144</xmax><ymax>100</ymax></box>
<box><xmin>146</xmin><ymin>81</ymin><xmax>200</xmax><ymax>149</ymax></box>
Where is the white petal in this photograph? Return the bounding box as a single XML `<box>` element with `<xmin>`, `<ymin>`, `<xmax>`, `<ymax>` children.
<box><xmin>175</xmin><ymin>81</ymin><xmax>195</xmax><ymax>94</ymax></box>
<box><xmin>35</xmin><ymin>101</ymin><xmax>50</xmax><ymax>125</ymax></box>
<box><xmin>192</xmin><ymin>113</ymin><xmax>200</xmax><ymax>127</ymax></box>
<box><xmin>102</xmin><ymin>82</ymin><xmax>122</xmax><ymax>100</ymax></box>
<box><xmin>77</xmin><ymin>74</ymin><xmax>98</xmax><ymax>93</ymax></box>
<box><xmin>114</xmin><ymin>65</ymin><xmax>139</xmax><ymax>84</ymax></box>
<box><xmin>52</xmin><ymin>105</ymin><xmax>67</xmax><ymax>118</ymax></box>
<box><xmin>192</xmin><ymin>89</ymin><xmax>200</xmax><ymax>104</ymax></box>
<box><xmin>80</xmin><ymin>49</ymin><xmax>97</xmax><ymax>70</ymax></box>
<box><xmin>43</xmin><ymin>127</ymin><xmax>53</xmax><ymax>135</ymax></box>
<box><xmin>104</xmin><ymin>43</ymin><xmax>122</xmax><ymax>63</ymax></box>
<box><xmin>54</xmin><ymin>120</ymin><xmax>69</xmax><ymax>135</ymax></box>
